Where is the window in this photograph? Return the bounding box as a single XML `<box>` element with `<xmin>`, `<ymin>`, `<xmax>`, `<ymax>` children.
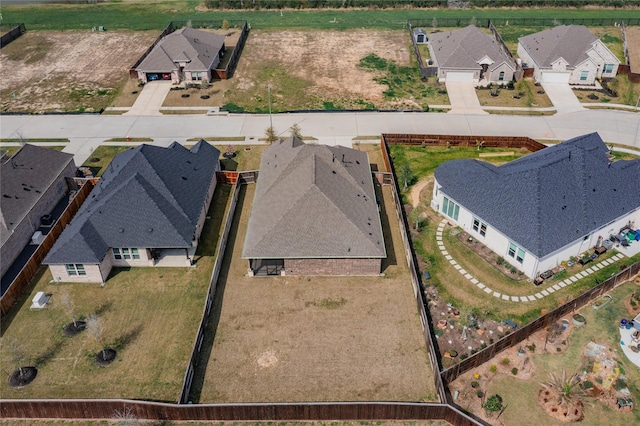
<box><xmin>603</xmin><ymin>63</ymin><xmax>614</xmax><ymax>73</ymax></box>
<box><xmin>507</xmin><ymin>242</ymin><xmax>525</xmax><ymax>264</ymax></box>
<box><xmin>498</xmin><ymin>71</ymin><xmax>505</xmax><ymax>81</ymax></box>
<box><xmin>580</xmin><ymin>70</ymin><xmax>589</xmax><ymax>81</ymax></box>
<box><xmin>473</xmin><ymin>218</ymin><xmax>487</xmax><ymax>237</ymax></box>
<box><xmin>65</xmin><ymin>264</ymin><xmax>86</xmax><ymax>276</ymax></box>
<box><xmin>192</xmin><ymin>72</ymin><xmax>203</xmax><ymax>81</ymax></box>
<box><xmin>442</xmin><ymin>197</ymin><xmax>460</xmax><ymax>221</ymax></box>
<box><xmin>113</xmin><ymin>248</ymin><xmax>140</xmax><ymax>260</ymax></box>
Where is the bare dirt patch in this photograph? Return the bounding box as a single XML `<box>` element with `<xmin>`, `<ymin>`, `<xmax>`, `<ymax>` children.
<box><xmin>625</xmin><ymin>26</ymin><xmax>640</xmax><ymax>72</ymax></box>
<box><xmin>196</xmin><ymin>183</ymin><xmax>435</xmax><ymax>403</ymax></box>
<box><xmin>225</xmin><ymin>29</ymin><xmax>411</xmax><ymax>110</ymax></box>
<box><xmin>0</xmin><ymin>30</ymin><xmax>158</xmax><ymax>112</ymax></box>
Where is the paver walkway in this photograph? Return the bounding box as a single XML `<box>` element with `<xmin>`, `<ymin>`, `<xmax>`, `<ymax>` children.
<box><xmin>436</xmin><ymin>219</ymin><xmax>625</xmax><ymax>303</ymax></box>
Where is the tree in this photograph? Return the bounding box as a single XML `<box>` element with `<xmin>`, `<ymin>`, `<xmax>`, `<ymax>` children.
<box><xmin>265</xmin><ymin>126</ymin><xmax>278</xmax><ymax>144</ymax></box>
<box><xmin>4</xmin><ymin>337</ymin><xmax>26</xmax><ymax>377</ymax></box>
<box><xmin>476</xmin><ymin>140</ymin><xmax>485</xmax><ymax>151</ymax></box>
<box><xmin>398</xmin><ymin>161</ymin><xmax>413</xmax><ymax>190</ymax></box>
<box><xmin>431</xmin><ymin>17</ymin><xmax>438</xmax><ymax>31</ymax></box>
<box><xmin>289</xmin><ymin>123</ymin><xmax>303</xmax><ymax>139</ymax></box>
<box><xmin>60</xmin><ymin>290</ymin><xmax>77</xmax><ymax>327</ymax></box>
<box><xmin>113</xmin><ymin>406</ymin><xmax>138</xmax><ymax>426</ymax></box>
<box><xmin>86</xmin><ymin>314</ymin><xmax>106</xmax><ymax>358</ymax></box>
<box><xmin>221</xmin><ymin>19</ymin><xmax>229</xmax><ymax>31</ymax></box>
<box><xmin>408</xmin><ymin>204</ymin><xmax>426</xmax><ymax>231</ymax></box>
<box><xmin>483</xmin><ymin>394</ymin><xmax>503</xmax><ymax>412</ymax></box>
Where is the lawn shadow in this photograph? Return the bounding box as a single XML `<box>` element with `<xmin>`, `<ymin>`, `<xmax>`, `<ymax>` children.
<box><xmin>33</xmin><ymin>340</ymin><xmax>64</xmax><ymax>367</ymax></box>
<box><xmin>1</xmin><ymin>266</ymin><xmax>48</xmax><ymax>336</ymax></box>
<box><xmin>107</xmin><ymin>267</ymin><xmax>131</xmax><ymax>281</ymax></box>
<box><xmin>376</xmin><ymin>184</ymin><xmax>397</xmax><ymax>273</ymax></box>
<box><xmin>111</xmin><ymin>325</ymin><xmax>143</xmax><ymax>352</ymax></box>
<box><xmin>92</xmin><ymin>300</ymin><xmax>113</xmax><ymax>317</ymax></box>
<box><xmin>188</xmin><ymin>184</ymin><xmax>247</xmax><ymax>403</ymax></box>
<box><xmin>194</xmin><ymin>184</ymin><xmax>233</xmax><ymax>261</ymax></box>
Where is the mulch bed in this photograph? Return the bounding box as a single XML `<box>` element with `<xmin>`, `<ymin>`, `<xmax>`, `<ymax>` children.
<box><xmin>63</xmin><ymin>320</ymin><xmax>86</xmax><ymax>337</ymax></box>
<box><xmin>7</xmin><ymin>367</ymin><xmax>37</xmax><ymax>388</ymax></box>
<box><xmin>95</xmin><ymin>348</ymin><xmax>117</xmax><ymax>366</ymax></box>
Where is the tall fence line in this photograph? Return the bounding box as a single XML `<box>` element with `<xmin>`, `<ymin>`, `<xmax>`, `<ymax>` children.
<box><xmin>0</xmin><ymin>181</ymin><xmax>95</xmax><ymax>317</ymax></box>
<box><xmin>213</xmin><ymin>21</ymin><xmax>249</xmax><ymax>80</ymax></box>
<box><xmin>382</xmin><ymin>133</ymin><xmax>546</xmax><ymax>152</ymax></box>
<box><xmin>407</xmin><ymin>22</ymin><xmax>437</xmax><ymax>79</ymax></box>
<box><xmin>488</xmin><ymin>20</ymin><xmax>523</xmax><ymax>81</ymax></box>
<box><xmin>441</xmin><ymin>261</ymin><xmax>640</xmax><ymax>384</ymax></box>
<box><xmin>620</xmin><ymin>21</ymin><xmax>640</xmax><ymax>83</ymax></box>
<box><xmin>179</xmin><ymin>173</ymin><xmax>251</xmax><ymax>404</ymax></box>
<box><xmin>408</xmin><ymin>17</ymin><xmax>639</xmax><ymax>29</ymax></box>
<box><xmin>0</xmin><ymin>23</ymin><xmax>26</xmax><ymax>48</ymax></box>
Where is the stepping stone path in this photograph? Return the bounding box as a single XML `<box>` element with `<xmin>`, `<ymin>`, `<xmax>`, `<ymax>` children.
<box><xmin>435</xmin><ymin>219</ymin><xmax>625</xmax><ymax>303</ymax></box>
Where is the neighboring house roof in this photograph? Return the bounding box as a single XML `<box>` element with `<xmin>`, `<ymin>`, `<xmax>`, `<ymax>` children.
<box><xmin>136</xmin><ymin>27</ymin><xmax>225</xmax><ymax>73</ymax></box>
<box><xmin>1</xmin><ymin>145</ymin><xmax>74</xmax><ymax>246</ymax></box>
<box><xmin>429</xmin><ymin>25</ymin><xmax>515</xmax><ymax>71</ymax></box>
<box><xmin>243</xmin><ymin>137</ymin><xmax>386</xmax><ymax>259</ymax></box>
<box><xmin>435</xmin><ymin>133</ymin><xmax>640</xmax><ymax>258</ymax></box>
<box><xmin>44</xmin><ymin>141</ymin><xmax>220</xmax><ymax>264</ymax></box>
<box><xmin>518</xmin><ymin>25</ymin><xmax>617</xmax><ymax>69</ymax></box>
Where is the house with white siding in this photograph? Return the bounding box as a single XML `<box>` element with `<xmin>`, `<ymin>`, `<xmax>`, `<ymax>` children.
<box><xmin>431</xmin><ymin>133</ymin><xmax>640</xmax><ymax>279</ymax></box>
<box><xmin>517</xmin><ymin>25</ymin><xmax>620</xmax><ymax>85</ymax></box>
<box><xmin>44</xmin><ymin>141</ymin><xmax>220</xmax><ymax>283</ymax></box>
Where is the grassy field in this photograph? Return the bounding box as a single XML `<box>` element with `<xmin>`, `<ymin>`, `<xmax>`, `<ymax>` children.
<box><xmin>0</xmin><ymin>184</ymin><xmax>232</xmax><ymax>401</ymax></box>
<box><xmin>480</xmin><ymin>280</ymin><xmax>640</xmax><ymax>426</ymax></box>
<box><xmin>191</xmin><ymin>182</ymin><xmax>436</xmax><ymax>403</ymax></box>
<box><xmin>2</xmin><ymin>2</ymin><xmax>640</xmax><ymax>31</ymax></box>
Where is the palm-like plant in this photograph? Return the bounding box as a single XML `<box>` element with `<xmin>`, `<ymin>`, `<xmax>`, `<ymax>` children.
<box><xmin>540</xmin><ymin>369</ymin><xmax>589</xmax><ymax>405</ymax></box>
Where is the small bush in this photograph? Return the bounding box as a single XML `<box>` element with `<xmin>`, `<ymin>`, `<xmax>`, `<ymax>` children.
<box><xmin>510</xmin><ymin>266</ymin><xmax>517</xmax><ymax>274</ymax></box>
<box><xmin>477</xmin><ymin>389</ymin><xmax>484</xmax><ymax>398</ymax></box>
<box><xmin>511</xmin><ymin>367</ymin><xmax>518</xmax><ymax>375</ymax></box>
<box><xmin>496</xmin><ymin>256</ymin><xmax>505</xmax><ymax>265</ymax></box>
<box><xmin>461</xmin><ymin>354</ymin><xmax>468</xmax><ymax>360</ymax></box>
<box><xmin>582</xmin><ymin>380</ymin><xmax>593</xmax><ymax>389</ymax></box>
<box><xmin>556</xmin><ymin>347</ymin><xmax>562</xmax><ymax>352</ymax></box>
<box><xmin>471</xmin><ymin>381</ymin><xmax>479</xmax><ymax>388</ymax></box>
<box><xmin>483</xmin><ymin>394</ymin><xmax>503</xmax><ymax>413</ymax></box>
<box><xmin>490</xmin><ymin>365</ymin><xmax>497</xmax><ymax>373</ymax></box>
<box><xmin>502</xmin><ymin>357</ymin><xmax>510</xmax><ymax>365</ymax></box>
<box><xmin>613</xmin><ymin>378</ymin><xmax>627</xmax><ymax>391</ymax></box>
<box><xmin>526</xmin><ymin>343</ymin><xmax>536</xmax><ymax>352</ymax></box>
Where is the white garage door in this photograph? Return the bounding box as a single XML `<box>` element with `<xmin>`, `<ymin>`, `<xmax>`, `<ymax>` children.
<box><xmin>541</xmin><ymin>72</ymin><xmax>570</xmax><ymax>84</ymax></box>
<box><xmin>446</xmin><ymin>71</ymin><xmax>474</xmax><ymax>82</ymax></box>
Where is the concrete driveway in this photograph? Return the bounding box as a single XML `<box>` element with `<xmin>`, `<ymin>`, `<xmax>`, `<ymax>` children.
<box><xmin>541</xmin><ymin>83</ymin><xmax>584</xmax><ymax>114</ymax></box>
<box><xmin>445</xmin><ymin>82</ymin><xmax>487</xmax><ymax>115</ymax></box>
<box><xmin>124</xmin><ymin>80</ymin><xmax>172</xmax><ymax>116</ymax></box>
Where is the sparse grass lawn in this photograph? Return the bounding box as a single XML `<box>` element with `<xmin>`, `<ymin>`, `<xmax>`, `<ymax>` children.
<box><xmin>216</xmin><ymin>145</ymin><xmax>267</xmax><ymax>171</ymax></box>
<box><xmin>0</xmin><ymin>184</ymin><xmax>233</xmax><ymax>401</ymax></box>
<box><xmin>81</xmin><ymin>145</ymin><xmax>132</xmax><ymax>176</ymax></box>
<box><xmin>476</xmin><ymin>79</ymin><xmax>553</xmax><ymax>109</ymax></box>
<box><xmin>574</xmin><ymin>75</ymin><xmax>640</xmax><ymax>107</ymax></box>
<box><xmin>162</xmin><ymin>85</ymin><xmax>225</xmax><ymax>107</ymax></box>
<box><xmin>192</xmin><ymin>184</ymin><xmax>436</xmax><ymax>403</ymax></box>
<box><xmin>104</xmin><ymin>137</ymin><xmax>153</xmax><ymax>143</ymax></box>
<box><xmin>483</xmin><ymin>280</ymin><xmax>640</xmax><ymax>426</ymax></box>
<box><xmin>1</xmin><ymin>145</ymin><xmax>66</xmax><ymax>158</ymax></box>
<box><xmin>355</xmin><ymin>142</ymin><xmax>387</xmax><ymax>172</ymax></box>
<box><xmin>110</xmin><ymin>78</ymin><xmax>144</xmax><ymax>108</ymax></box>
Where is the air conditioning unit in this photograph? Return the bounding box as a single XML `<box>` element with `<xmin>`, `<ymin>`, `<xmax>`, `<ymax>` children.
<box><xmin>31</xmin><ymin>231</ymin><xmax>44</xmax><ymax>245</ymax></box>
<box><xmin>430</xmin><ymin>200</ymin><xmax>440</xmax><ymax>211</ymax></box>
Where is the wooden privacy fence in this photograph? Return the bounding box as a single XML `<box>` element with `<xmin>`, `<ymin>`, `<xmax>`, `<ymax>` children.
<box><xmin>441</xmin><ymin>261</ymin><xmax>640</xmax><ymax>384</ymax></box>
<box><xmin>382</xmin><ymin>133</ymin><xmax>546</xmax><ymax>152</ymax></box>
<box><xmin>407</xmin><ymin>17</ymin><xmax>638</xmax><ymax>29</ymax></box>
<box><xmin>0</xmin><ymin>181</ymin><xmax>94</xmax><ymax>317</ymax></box>
<box><xmin>0</xmin><ymin>399</ymin><xmax>482</xmax><ymax>424</ymax></box>
<box><xmin>212</xmin><ymin>21</ymin><xmax>249</xmax><ymax>80</ymax></box>
<box><xmin>621</xmin><ymin>21</ymin><xmax>640</xmax><ymax>83</ymax></box>
<box><xmin>0</xmin><ymin>23</ymin><xmax>26</xmax><ymax>48</ymax></box>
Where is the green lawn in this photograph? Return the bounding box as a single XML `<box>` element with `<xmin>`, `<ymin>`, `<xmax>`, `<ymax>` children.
<box><xmin>81</xmin><ymin>145</ymin><xmax>133</xmax><ymax>177</ymax></box>
<box><xmin>1</xmin><ymin>145</ymin><xmax>66</xmax><ymax>158</ymax></box>
<box><xmin>2</xmin><ymin>2</ymin><xmax>639</xmax><ymax>31</ymax></box>
<box><xmin>0</xmin><ymin>184</ymin><xmax>233</xmax><ymax>401</ymax></box>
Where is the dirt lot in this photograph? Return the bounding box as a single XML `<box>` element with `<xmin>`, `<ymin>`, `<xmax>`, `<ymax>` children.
<box><xmin>625</xmin><ymin>26</ymin><xmax>640</xmax><ymax>72</ymax></box>
<box><xmin>219</xmin><ymin>29</ymin><xmax>419</xmax><ymax>111</ymax></box>
<box><xmin>193</xmin><ymin>182</ymin><xmax>435</xmax><ymax>403</ymax></box>
<box><xmin>0</xmin><ymin>30</ymin><xmax>158</xmax><ymax>112</ymax></box>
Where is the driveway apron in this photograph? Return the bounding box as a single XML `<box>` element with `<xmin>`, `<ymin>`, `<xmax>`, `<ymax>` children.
<box><xmin>445</xmin><ymin>82</ymin><xmax>487</xmax><ymax>115</ymax></box>
<box><xmin>125</xmin><ymin>81</ymin><xmax>173</xmax><ymax>116</ymax></box>
<box><xmin>541</xmin><ymin>83</ymin><xmax>584</xmax><ymax>114</ymax></box>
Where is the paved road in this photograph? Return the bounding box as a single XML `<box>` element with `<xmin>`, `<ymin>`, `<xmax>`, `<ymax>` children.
<box><xmin>1</xmin><ymin>110</ymin><xmax>638</xmax><ymax>164</ymax></box>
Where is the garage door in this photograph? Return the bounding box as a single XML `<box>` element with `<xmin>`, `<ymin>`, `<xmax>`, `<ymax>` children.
<box><xmin>446</xmin><ymin>71</ymin><xmax>474</xmax><ymax>82</ymax></box>
<box><xmin>541</xmin><ymin>72</ymin><xmax>570</xmax><ymax>84</ymax></box>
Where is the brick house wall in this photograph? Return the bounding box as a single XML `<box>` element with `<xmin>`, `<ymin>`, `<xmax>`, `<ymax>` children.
<box><xmin>284</xmin><ymin>258</ymin><xmax>381</xmax><ymax>276</ymax></box>
<box><xmin>1</xmin><ymin>161</ymin><xmax>75</xmax><ymax>278</ymax></box>
<box><xmin>49</xmin><ymin>258</ymin><xmax>110</xmax><ymax>284</ymax></box>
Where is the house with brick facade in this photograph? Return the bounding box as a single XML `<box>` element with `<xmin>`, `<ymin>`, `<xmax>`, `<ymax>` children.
<box><xmin>134</xmin><ymin>27</ymin><xmax>226</xmax><ymax>84</ymax></box>
<box><xmin>428</xmin><ymin>25</ymin><xmax>517</xmax><ymax>84</ymax></box>
<box><xmin>243</xmin><ymin>137</ymin><xmax>386</xmax><ymax>276</ymax></box>
<box><xmin>44</xmin><ymin>141</ymin><xmax>220</xmax><ymax>283</ymax></box>
<box><xmin>517</xmin><ymin>25</ymin><xmax>620</xmax><ymax>85</ymax></box>
<box><xmin>431</xmin><ymin>133</ymin><xmax>640</xmax><ymax>279</ymax></box>
<box><xmin>1</xmin><ymin>145</ymin><xmax>75</xmax><ymax>279</ymax></box>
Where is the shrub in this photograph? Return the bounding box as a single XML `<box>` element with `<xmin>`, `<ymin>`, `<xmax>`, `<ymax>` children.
<box><xmin>511</xmin><ymin>367</ymin><xmax>518</xmax><ymax>375</ymax></box>
<box><xmin>471</xmin><ymin>381</ymin><xmax>479</xmax><ymax>388</ymax></box>
<box><xmin>557</xmin><ymin>347</ymin><xmax>562</xmax><ymax>352</ymax></box>
<box><xmin>477</xmin><ymin>389</ymin><xmax>484</xmax><ymax>398</ymax></box>
<box><xmin>502</xmin><ymin>357</ymin><xmax>510</xmax><ymax>365</ymax></box>
<box><xmin>483</xmin><ymin>394</ymin><xmax>503</xmax><ymax>412</ymax></box>
<box><xmin>582</xmin><ymin>380</ymin><xmax>593</xmax><ymax>389</ymax></box>
<box><xmin>613</xmin><ymin>378</ymin><xmax>627</xmax><ymax>391</ymax></box>
<box><xmin>461</xmin><ymin>354</ymin><xmax>468</xmax><ymax>360</ymax></box>
<box><xmin>527</xmin><ymin>343</ymin><xmax>536</xmax><ymax>352</ymax></box>
<box><xmin>489</xmin><ymin>365</ymin><xmax>497</xmax><ymax>373</ymax></box>
<box><xmin>496</xmin><ymin>256</ymin><xmax>505</xmax><ymax>265</ymax></box>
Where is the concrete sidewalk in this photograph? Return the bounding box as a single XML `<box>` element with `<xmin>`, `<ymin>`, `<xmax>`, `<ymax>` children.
<box><xmin>124</xmin><ymin>81</ymin><xmax>172</xmax><ymax>116</ymax></box>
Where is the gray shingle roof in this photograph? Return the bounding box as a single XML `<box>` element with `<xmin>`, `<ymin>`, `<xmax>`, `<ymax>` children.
<box><xmin>1</xmin><ymin>145</ymin><xmax>74</xmax><ymax>245</ymax></box>
<box><xmin>136</xmin><ymin>27</ymin><xmax>225</xmax><ymax>73</ymax></box>
<box><xmin>243</xmin><ymin>137</ymin><xmax>386</xmax><ymax>259</ymax></box>
<box><xmin>429</xmin><ymin>25</ymin><xmax>515</xmax><ymax>71</ymax></box>
<box><xmin>518</xmin><ymin>25</ymin><xmax>597</xmax><ymax>68</ymax></box>
<box><xmin>44</xmin><ymin>141</ymin><xmax>220</xmax><ymax>264</ymax></box>
<box><xmin>435</xmin><ymin>133</ymin><xmax>640</xmax><ymax>258</ymax></box>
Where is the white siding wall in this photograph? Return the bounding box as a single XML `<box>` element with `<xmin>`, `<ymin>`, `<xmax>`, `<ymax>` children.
<box><xmin>568</xmin><ymin>59</ymin><xmax>599</xmax><ymax>85</ymax></box>
<box><xmin>588</xmin><ymin>41</ymin><xmax>621</xmax><ymax>78</ymax></box>
<box><xmin>110</xmin><ymin>247</ymin><xmax>154</xmax><ymax>268</ymax></box>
